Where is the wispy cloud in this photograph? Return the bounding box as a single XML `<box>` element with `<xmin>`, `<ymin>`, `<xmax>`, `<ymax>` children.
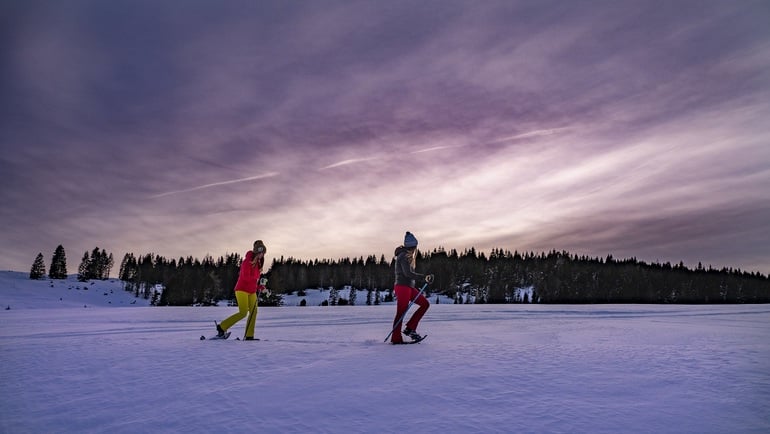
<box><xmin>318</xmin><ymin>157</ymin><xmax>380</xmax><ymax>170</ymax></box>
<box><xmin>410</xmin><ymin>145</ymin><xmax>462</xmax><ymax>154</ymax></box>
<box><xmin>488</xmin><ymin>128</ymin><xmax>570</xmax><ymax>144</ymax></box>
<box><xmin>149</xmin><ymin>172</ymin><xmax>280</xmax><ymax>198</ymax></box>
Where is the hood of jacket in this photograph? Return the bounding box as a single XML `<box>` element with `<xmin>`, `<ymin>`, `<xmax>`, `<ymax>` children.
<box><xmin>394</xmin><ymin>246</ymin><xmax>409</xmax><ymax>257</ymax></box>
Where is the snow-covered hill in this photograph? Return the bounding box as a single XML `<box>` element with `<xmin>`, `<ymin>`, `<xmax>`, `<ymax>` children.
<box><xmin>0</xmin><ymin>271</ymin><xmax>153</xmax><ymax>309</ymax></box>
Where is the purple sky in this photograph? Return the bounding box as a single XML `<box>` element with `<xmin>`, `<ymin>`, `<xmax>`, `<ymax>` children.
<box><xmin>2</xmin><ymin>0</ymin><xmax>769</xmax><ymax>274</ymax></box>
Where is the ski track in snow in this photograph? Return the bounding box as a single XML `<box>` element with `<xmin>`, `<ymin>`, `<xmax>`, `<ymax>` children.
<box><xmin>1</xmin><ymin>273</ymin><xmax>769</xmax><ymax>433</ymax></box>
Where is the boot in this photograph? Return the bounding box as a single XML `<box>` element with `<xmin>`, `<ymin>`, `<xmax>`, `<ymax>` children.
<box><xmin>404</xmin><ymin>327</ymin><xmax>422</xmax><ymax>341</ymax></box>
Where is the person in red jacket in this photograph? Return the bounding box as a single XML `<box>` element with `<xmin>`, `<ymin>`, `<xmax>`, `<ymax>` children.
<box><xmin>216</xmin><ymin>240</ymin><xmax>269</xmax><ymax>340</ymax></box>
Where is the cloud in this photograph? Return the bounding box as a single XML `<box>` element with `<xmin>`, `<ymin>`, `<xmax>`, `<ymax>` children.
<box><xmin>318</xmin><ymin>158</ymin><xmax>381</xmax><ymax>171</ymax></box>
<box><xmin>488</xmin><ymin>128</ymin><xmax>570</xmax><ymax>144</ymax></box>
<box><xmin>149</xmin><ymin>172</ymin><xmax>280</xmax><ymax>198</ymax></box>
<box><xmin>1</xmin><ymin>1</ymin><xmax>769</xmax><ymax>274</ymax></box>
<box><xmin>410</xmin><ymin>145</ymin><xmax>462</xmax><ymax>155</ymax></box>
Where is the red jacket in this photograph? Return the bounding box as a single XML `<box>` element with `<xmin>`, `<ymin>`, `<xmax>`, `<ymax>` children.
<box><xmin>234</xmin><ymin>251</ymin><xmax>265</xmax><ymax>294</ymax></box>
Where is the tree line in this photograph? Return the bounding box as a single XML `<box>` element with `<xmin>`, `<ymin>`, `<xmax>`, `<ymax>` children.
<box><xmin>30</xmin><ymin>245</ymin><xmax>769</xmax><ymax>305</ymax></box>
<box><xmin>268</xmin><ymin>248</ymin><xmax>769</xmax><ymax>304</ymax></box>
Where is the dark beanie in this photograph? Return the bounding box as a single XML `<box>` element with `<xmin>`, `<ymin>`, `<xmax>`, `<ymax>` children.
<box><xmin>404</xmin><ymin>231</ymin><xmax>418</xmax><ymax>248</ymax></box>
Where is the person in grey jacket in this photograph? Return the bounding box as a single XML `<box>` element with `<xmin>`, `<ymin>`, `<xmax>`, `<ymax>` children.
<box><xmin>391</xmin><ymin>231</ymin><xmax>433</xmax><ymax>344</ymax></box>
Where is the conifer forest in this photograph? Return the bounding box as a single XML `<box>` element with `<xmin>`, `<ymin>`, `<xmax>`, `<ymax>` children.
<box><xmin>30</xmin><ymin>246</ymin><xmax>769</xmax><ymax>306</ymax></box>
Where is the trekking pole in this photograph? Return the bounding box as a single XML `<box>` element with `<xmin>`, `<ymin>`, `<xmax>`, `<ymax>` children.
<box><xmin>244</xmin><ymin>275</ymin><xmax>266</xmax><ymax>340</ymax></box>
<box><xmin>244</xmin><ymin>296</ymin><xmax>258</xmax><ymax>340</ymax></box>
<box><xmin>383</xmin><ymin>282</ymin><xmax>429</xmax><ymax>342</ymax></box>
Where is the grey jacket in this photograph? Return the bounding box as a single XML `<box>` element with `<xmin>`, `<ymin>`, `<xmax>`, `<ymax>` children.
<box><xmin>394</xmin><ymin>246</ymin><xmax>424</xmax><ymax>287</ymax></box>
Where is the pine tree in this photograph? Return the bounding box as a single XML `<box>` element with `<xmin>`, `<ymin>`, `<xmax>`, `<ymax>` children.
<box><xmin>348</xmin><ymin>285</ymin><xmax>357</xmax><ymax>306</ymax></box>
<box><xmin>105</xmin><ymin>253</ymin><xmax>114</xmax><ymax>279</ymax></box>
<box><xmin>77</xmin><ymin>251</ymin><xmax>90</xmax><ymax>282</ymax></box>
<box><xmin>119</xmin><ymin>253</ymin><xmax>130</xmax><ymax>280</ymax></box>
<box><xmin>30</xmin><ymin>253</ymin><xmax>46</xmax><ymax>279</ymax></box>
<box><xmin>119</xmin><ymin>253</ymin><xmax>138</xmax><ymax>281</ymax></box>
<box><xmin>49</xmin><ymin>245</ymin><xmax>67</xmax><ymax>279</ymax></box>
<box><xmin>93</xmin><ymin>248</ymin><xmax>112</xmax><ymax>279</ymax></box>
<box><xmin>87</xmin><ymin>247</ymin><xmax>101</xmax><ymax>280</ymax></box>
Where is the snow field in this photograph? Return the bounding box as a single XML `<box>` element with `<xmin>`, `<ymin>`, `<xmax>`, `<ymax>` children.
<box><xmin>2</xmin><ymin>304</ymin><xmax>769</xmax><ymax>433</ymax></box>
<box><xmin>1</xmin><ymin>272</ymin><xmax>769</xmax><ymax>433</ymax></box>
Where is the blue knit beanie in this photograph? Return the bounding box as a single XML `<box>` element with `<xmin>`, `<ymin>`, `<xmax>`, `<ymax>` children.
<box><xmin>404</xmin><ymin>231</ymin><xmax>418</xmax><ymax>248</ymax></box>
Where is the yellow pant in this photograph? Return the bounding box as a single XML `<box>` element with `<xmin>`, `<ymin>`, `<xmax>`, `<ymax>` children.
<box><xmin>220</xmin><ymin>291</ymin><xmax>258</xmax><ymax>338</ymax></box>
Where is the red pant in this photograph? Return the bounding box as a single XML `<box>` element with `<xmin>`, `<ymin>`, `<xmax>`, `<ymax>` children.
<box><xmin>391</xmin><ymin>284</ymin><xmax>430</xmax><ymax>343</ymax></box>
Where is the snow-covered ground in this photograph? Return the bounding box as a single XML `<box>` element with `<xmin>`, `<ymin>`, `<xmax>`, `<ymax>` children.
<box><xmin>0</xmin><ymin>272</ymin><xmax>154</xmax><ymax>309</ymax></box>
<box><xmin>1</xmin><ymin>272</ymin><xmax>769</xmax><ymax>433</ymax></box>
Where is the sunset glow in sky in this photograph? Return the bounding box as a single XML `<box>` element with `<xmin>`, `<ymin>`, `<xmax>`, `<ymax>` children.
<box><xmin>2</xmin><ymin>0</ymin><xmax>769</xmax><ymax>274</ymax></box>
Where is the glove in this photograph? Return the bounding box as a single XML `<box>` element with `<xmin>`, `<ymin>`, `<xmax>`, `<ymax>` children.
<box><xmin>259</xmin><ymin>277</ymin><xmax>268</xmax><ymax>286</ymax></box>
<box><xmin>425</xmin><ymin>274</ymin><xmax>434</xmax><ymax>284</ymax></box>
